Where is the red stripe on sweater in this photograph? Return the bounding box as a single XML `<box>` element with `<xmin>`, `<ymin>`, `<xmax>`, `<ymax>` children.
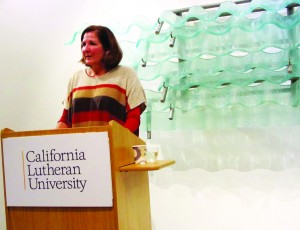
<box><xmin>72</xmin><ymin>110</ymin><xmax>125</xmax><ymax>125</ymax></box>
<box><xmin>68</xmin><ymin>84</ymin><xmax>126</xmax><ymax>101</ymax></box>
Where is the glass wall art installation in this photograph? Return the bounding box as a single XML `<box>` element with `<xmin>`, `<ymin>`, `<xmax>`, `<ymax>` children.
<box><xmin>117</xmin><ymin>0</ymin><xmax>300</xmax><ymax>136</ymax></box>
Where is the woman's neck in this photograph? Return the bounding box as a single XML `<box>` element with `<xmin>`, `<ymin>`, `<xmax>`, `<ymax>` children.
<box><xmin>87</xmin><ymin>66</ymin><xmax>106</xmax><ymax>77</ymax></box>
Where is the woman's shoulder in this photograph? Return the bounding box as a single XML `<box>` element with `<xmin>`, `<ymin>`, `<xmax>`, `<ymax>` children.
<box><xmin>72</xmin><ymin>68</ymin><xmax>86</xmax><ymax>77</ymax></box>
<box><xmin>110</xmin><ymin>65</ymin><xmax>138</xmax><ymax>79</ymax></box>
<box><xmin>69</xmin><ymin>69</ymin><xmax>87</xmax><ymax>81</ymax></box>
<box><xmin>68</xmin><ymin>69</ymin><xmax>88</xmax><ymax>87</ymax></box>
<box><xmin>112</xmin><ymin>65</ymin><xmax>135</xmax><ymax>74</ymax></box>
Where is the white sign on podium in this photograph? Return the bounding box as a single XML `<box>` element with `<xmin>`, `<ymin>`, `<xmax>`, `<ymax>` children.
<box><xmin>2</xmin><ymin>132</ymin><xmax>113</xmax><ymax>207</ymax></box>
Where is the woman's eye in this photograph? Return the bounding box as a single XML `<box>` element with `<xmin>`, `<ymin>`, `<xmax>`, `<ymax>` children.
<box><xmin>81</xmin><ymin>41</ymin><xmax>99</xmax><ymax>48</ymax></box>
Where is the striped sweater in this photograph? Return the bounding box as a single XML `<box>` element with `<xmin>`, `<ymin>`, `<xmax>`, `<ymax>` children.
<box><xmin>59</xmin><ymin>65</ymin><xmax>146</xmax><ymax>134</ymax></box>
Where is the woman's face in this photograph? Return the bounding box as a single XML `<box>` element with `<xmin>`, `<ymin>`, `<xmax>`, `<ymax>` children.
<box><xmin>81</xmin><ymin>31</ymin><xmax>106</xmax><ymax>69</ymax></box>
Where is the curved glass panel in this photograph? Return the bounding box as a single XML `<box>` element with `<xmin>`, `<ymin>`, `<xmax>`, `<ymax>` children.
<box><xmin>158</xmin><ymin>1</ymin><xmax>300</xmax><ymax>27</ymax></box>
<box><xmin>145</xmin><ymin>80</ymin><xmax>300</xmax><ymax>111</ymax></box>
<box><xmin>171</xmin><ymin>9</ymin><xmax>300</xmax><ymax>38</ymax></box>
<box><xmin>141</xmin><ymin>102</ymin><xmax>300</xmax><ymax>130</ymax></box>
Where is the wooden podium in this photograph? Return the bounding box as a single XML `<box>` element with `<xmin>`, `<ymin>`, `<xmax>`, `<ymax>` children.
<box><xmin>1</xmin><ymin>121</ymin><xmax>175</xmax><ymax>230</ymax></box>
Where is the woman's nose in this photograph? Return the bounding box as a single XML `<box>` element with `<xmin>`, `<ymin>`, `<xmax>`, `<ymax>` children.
<box><xmin>82</xmin><ymin>44</ymin><xmax>90</xmax><ymax>52</ymax></box>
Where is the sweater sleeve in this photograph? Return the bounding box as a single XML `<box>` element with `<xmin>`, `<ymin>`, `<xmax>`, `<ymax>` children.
<box><xmin>124</xmin><ymin>106</ymin><xmax>141</xmax><ymax>133</ymax></box>
<box><xmin>58</xmin><ymin>109</ymin><xmax>71</xmax><ymax>127</ymax></box>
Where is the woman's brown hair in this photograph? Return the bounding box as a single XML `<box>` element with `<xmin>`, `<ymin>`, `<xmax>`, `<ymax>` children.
<box><xmin>80</xmin><ymin>25</ymin><xmax>123</xmax><ymax>71</ymax></box>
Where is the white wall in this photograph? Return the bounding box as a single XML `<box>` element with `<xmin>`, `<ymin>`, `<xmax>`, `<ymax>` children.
<box><xmin>1</xmin><ymin>0</ymin><xmax>300</xmax><ymax>229</ymax></box>
<box><xmin>142</xmin><ymin>128</ymin><xmax>300</xmax><ymax>230</ymax></box>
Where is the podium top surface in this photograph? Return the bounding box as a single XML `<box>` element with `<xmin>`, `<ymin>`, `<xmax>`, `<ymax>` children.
<box><xmin>1</xmin><ymin>126</ymin><xmax>110</xmax><ymax>139</ymax></box>
<box><xmin>119</xmin><ymin>160</ymin><xmax>175</xmax><ymax>172</ymax></box>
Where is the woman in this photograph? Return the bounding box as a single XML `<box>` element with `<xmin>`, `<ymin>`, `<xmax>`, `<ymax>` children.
<box><xmin>56</xmin><ymin>25</ymin><xmax>146</xmax><ymax>136</ymax></box>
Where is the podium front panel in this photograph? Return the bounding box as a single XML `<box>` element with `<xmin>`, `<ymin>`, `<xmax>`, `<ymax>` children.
<box><xmin>2</xmin><ymin>131</ymin><xmax>113</xmax><ymax>207</ymax></box>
